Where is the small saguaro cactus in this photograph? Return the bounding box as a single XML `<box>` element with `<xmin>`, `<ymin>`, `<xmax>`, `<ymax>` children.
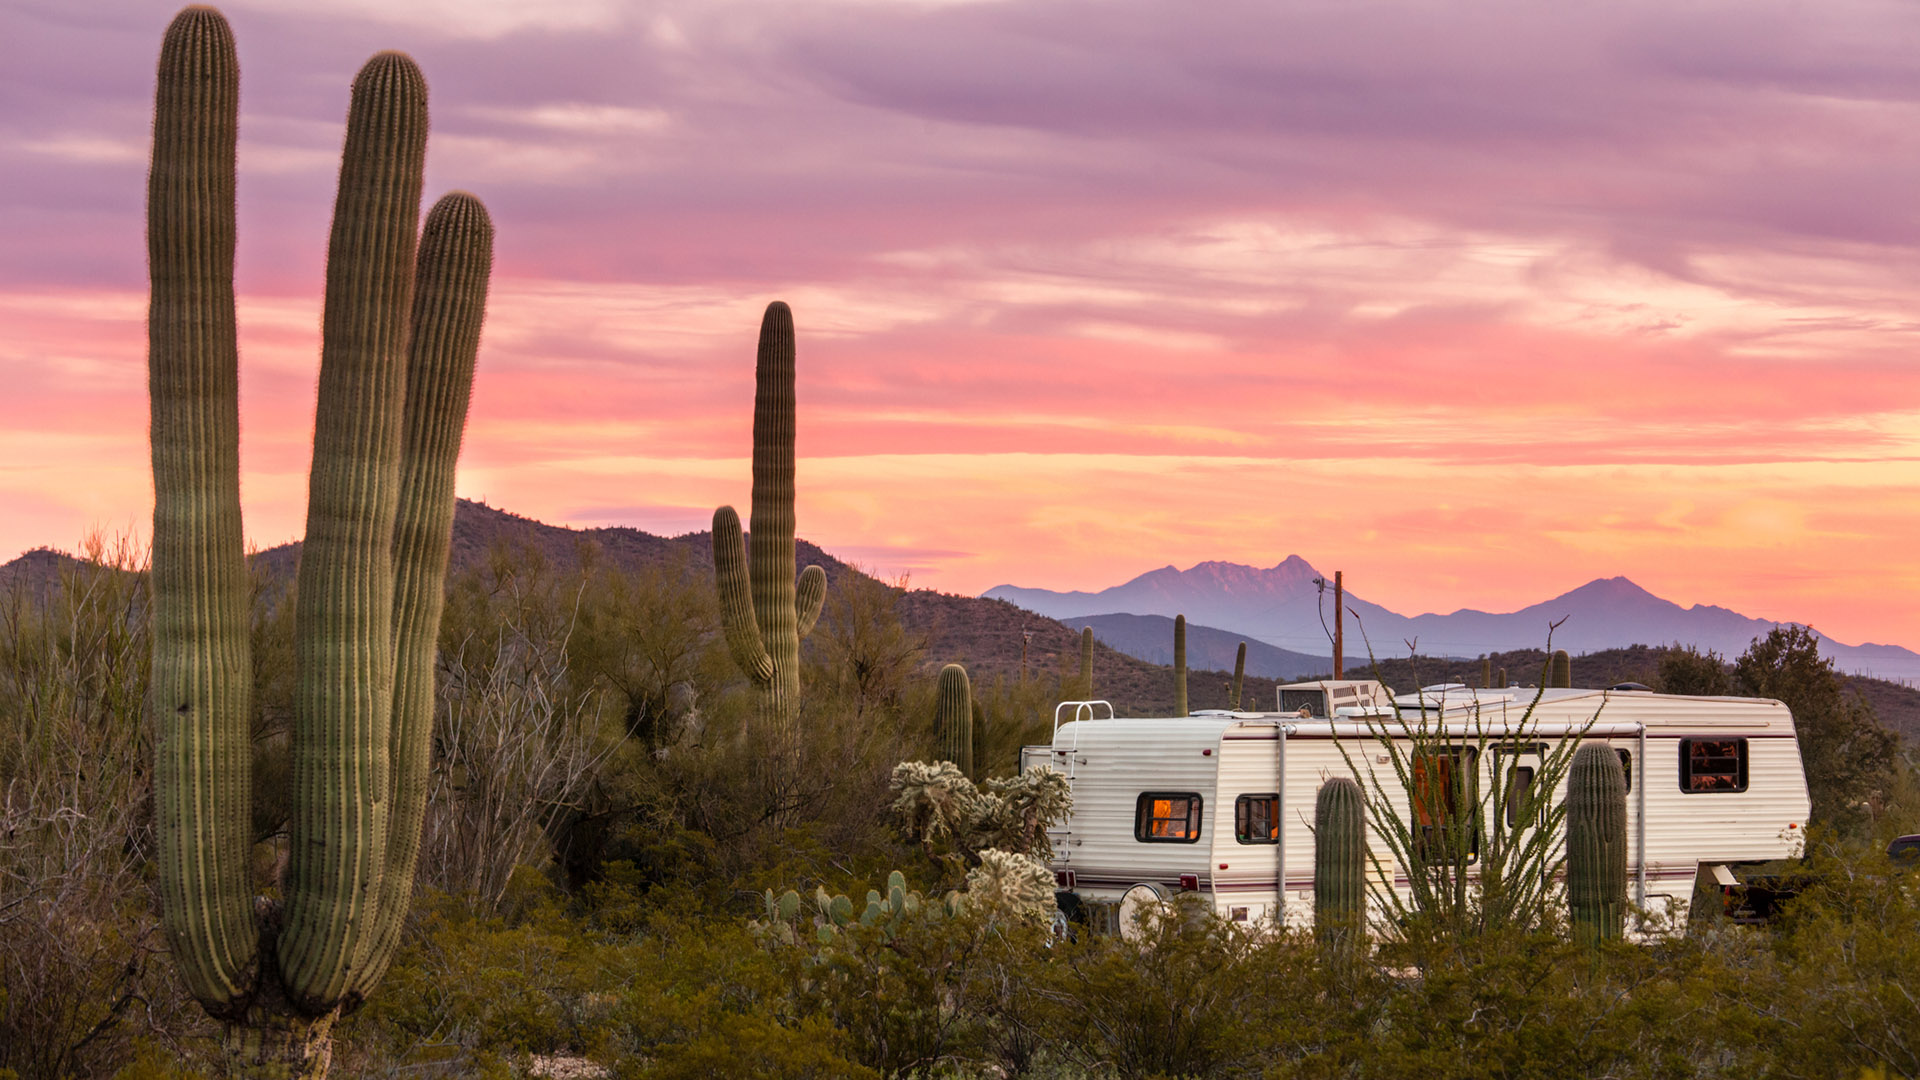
<box><xmin>1173</xmin><ymin>614</ymin><xmax>1188</xmax><ymax>716</ymax></box>
<box><xmin>1550</xmin><ymin>649</ymin><xmax>1573</xmax><ymax>688</ymax></box>
<box><xmin>1567</xmin><ymin>743</ymin><xmax>1629</xmax><ymax>943</ymax></box>
<box><xmin>936</xmin><ymin>663</ymin><xmax>973</xmax><ymax>779</ymax></box>
<box><xmin>1497</xmin><ymin>665</ymin><xmax>1508</xmax><ymax>689</ymax></box>
<box><xmin>1079</xmin><ymin>626</ymin><xmax>1095</xmax><ymax>698</ymax></box>
<box><xmin>713</xmin><ymin>302</ymin><xmax>829</xmax><ymax>758</ymax></box>
<box><xmin>1230</xmin><ymin>641</ymin><xmax>1247</xmax><ymax>710</ymax></box>
<box><xmin>1315</xmin><ymin>777</ymin><xmax>1368</xmax><ymax>959</ymax></box>
<box><xmin>149</xmin><ymin>7</ymin><xmax>491</xmax><ymax>1075</ymax></box>
<box><xmin>1482</xmin><ymin>656</ymin><xmax>1493</xmax><ymax>690</ymax></box>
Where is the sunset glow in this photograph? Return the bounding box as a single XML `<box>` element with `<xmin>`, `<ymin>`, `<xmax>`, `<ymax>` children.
<box><xmin>9</xmin><ymin>1</ymin><xmax>1920</xmax><ymax>647</ymax></box>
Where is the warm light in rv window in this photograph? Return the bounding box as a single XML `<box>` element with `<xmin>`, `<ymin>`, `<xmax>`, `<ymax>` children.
<box><xmin>1135</xmin><ymin>793</ymin><xmax>1204</xmax><ymax>843</ymax></box>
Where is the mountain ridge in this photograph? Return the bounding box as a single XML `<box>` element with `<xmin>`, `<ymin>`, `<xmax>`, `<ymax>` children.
<box><xmin>986</xmin><ymin>558</ymin><xmax>1920</xmax><ymax>683</ymax></box>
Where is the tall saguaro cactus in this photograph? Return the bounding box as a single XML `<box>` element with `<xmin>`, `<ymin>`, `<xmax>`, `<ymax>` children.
<box><xmin>1314</xmin><ymin>777</ymin><xmax>1367</xmax><ymax>961</ymax></box>
<box><xmin>149</xmin><ymin>9</ymin><xmax>491</xmax><ymax>1074</ymax></box>
<box><xmin>1567</xmin><ymin>744</ymin><xmax>1628</xmax><ymax>943</ymax></box>
<box><xmin>1078</xmin><ymin>626</ymin><xmax>1095</xmax><ymax>699</ymax></box>
<box><xmin>1173</xmin><ymin>614</ymin><xmax>1188</xmax><ymax>716</ymax></box>
<box><xmin>935</xmin><ymin>664</ymin><xmax>973</xmax><ymax>778</ymax></box>
<box><xmin>1230</xmin><ymin>642</ymin><xmax>1246</xmax><ymax>710</ymax></box>
<box><xmin>713</xmin><ymin>302</ymin><xmax>828</xmax><ymax>755</ymax></box>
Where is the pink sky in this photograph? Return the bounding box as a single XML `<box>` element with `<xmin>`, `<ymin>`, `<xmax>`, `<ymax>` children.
<box><xmin>8</xmin><ymin>0</ymin><xmax>1920</xmax><ymax>647</ymax></box>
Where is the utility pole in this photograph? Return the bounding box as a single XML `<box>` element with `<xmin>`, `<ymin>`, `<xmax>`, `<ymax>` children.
<box><xmin>1333</xmin><ymin>570</ymin><xmax>1344</xmax><ymax>679</ymax></box>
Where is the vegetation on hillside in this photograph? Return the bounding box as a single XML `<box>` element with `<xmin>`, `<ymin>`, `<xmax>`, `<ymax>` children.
<box><xmin>4</xmin><ymin>540</ymin><xmax>1920</xmax><ymax>1077</ymax></box>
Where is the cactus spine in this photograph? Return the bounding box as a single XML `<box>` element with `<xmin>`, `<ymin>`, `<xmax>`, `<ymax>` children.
<box><xmin>1314</xmin><ymin>777</ymin><xmax>1367</xmax><ymax>959</ymax></box>
<box><xmin>1079</xmin><ymin>626</ymin><xmax>1094</xmax><ymax>698</ymax></box>
<box><xmin>1549</xmin><ymin>649</ymin><xmax>1572</xmax><ymax>688</ymax></box>
<box><xmin>149</xmin><ymin>9</ymin><xmax>490</xmax><ymax>1071</ymax></box>
<box><xmin>936</xmin><ymin>663</ymin><xmax>973</xmax><ymax>779</ymax></box>
<box><xmin>1230</xmin><ymin>641</ymin><xmax>1246</xmax><ymax>710</ymax></box>
<box><xmin>1173</xmin><ymin>614</ymin><xmax>1188</xmax><ymax>715</ymax></box>
<box><xmin>713</xmin><ymin>302</ymin><xmax>828</xmax><ymax>757</ymax></box>
<box><xmin>1567</xmin><ymin>743</ymin><xmax>1628</xmax><ymax>943</ymax></box>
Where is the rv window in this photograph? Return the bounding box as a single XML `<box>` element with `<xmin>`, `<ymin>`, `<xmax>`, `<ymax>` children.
<box><xmin>1617</xmin><ymin>749</ymin><xmax>1632</xmax><ymax>793</ymax></box>
<box><xmin>1412</xmin><ymin>749</ymin><xmax>1479</xmax><ymax>864</ymax></box>
<box><xmin>1235</xmin><ymin>794</ymin><xmax>1280</xmax><ymax>844</ymax></box>
<box><xmin>1680</xmin><ymin>738</ymin><xmax>1748</xmax><ymax>793</ymax></box>
<box><xmin>1135</xmin><ymin>793</ymin><xmax>1204</xmax><ymax>843</ymax></box>
<box><xmin>1492</xmin><ymin>744</ymin><xmax>1545</xmax><ymax>829</ymax></box>
<box><xmin>1504</xmin><ymin>766</ymin><xmax>1536</xmax><ymax>827</ymax></box>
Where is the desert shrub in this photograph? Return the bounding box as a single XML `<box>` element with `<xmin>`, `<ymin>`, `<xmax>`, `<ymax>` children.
<box><xmin>0</xmin><ymin>540</ymin><xmax>209</xmax><ymax>1079</ymax></box>
<box><xmin>1708</xmin><ymin>835</ymin><xmax>1920</xmax><ymax>1078</ymax></box>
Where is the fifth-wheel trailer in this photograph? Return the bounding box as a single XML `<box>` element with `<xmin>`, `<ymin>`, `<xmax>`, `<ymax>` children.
<box><xmin>1021</xmin><ymin>679</ymin><xmax>1812</xmax><ymax>935</ymax></box>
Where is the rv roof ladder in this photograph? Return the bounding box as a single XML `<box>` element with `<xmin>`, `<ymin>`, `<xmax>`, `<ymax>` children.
<box><xmin>1047</xmin><ymin>701</ymin><xmax>1112</xmax><ymax>868</ymax></box>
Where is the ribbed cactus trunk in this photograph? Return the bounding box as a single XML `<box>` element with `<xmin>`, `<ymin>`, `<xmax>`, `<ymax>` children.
<box><xmin>935</xmin><ymin>664</ymin><xmax>973</xmax><ymax>778</ymax></box>
<box><xmin>1230</xmin><ymin>642</ymin><xmax>1246</xmax><ymax>710</ymax></box>
<box><xmin>150</xmin><ymin>6</ymin><xmax>255</xmax><ymax>1013</ymax></box>
<box><xmin>1079</xmin><ymin>626</ymin><xmax>1094</xmax><ymax>699</ymax></box>
<box><xmin>148</xmin><ymin>11</ymin><xmax>490</xmax><ymax>1076</ymax></box>
<box><xmin>1173</xmin><ymin>614</ymin><xmax>1188</xmax><ymax>716</ymax></box>
<box><xmin>1482</xmin><ymin>657</ymin><xmax>1492</xmax><ymax>690</ymax></box>
<box><xmin>1497</xmin><ymin>666</ymin><xmax>1507</xmax><ymax>689</ymax></box>
<box><xmin>1549</xmin><ymin>649</ymin><xmax>1572</xmax><ymax>688</ymax></box>
<box><xmin>714</xmin><ymin>303</ymin><xmax>828</xmax><ymax>779</ymax></box>
<box><xmin>1315</xmin><ymin>778</ymin><xmax>1367</xmax><ymax>964</ymax></box>
<box><xmin>1567</xmin><ymin>744</ymin><xmax>1628</xmax><ymax>944</ymax></box>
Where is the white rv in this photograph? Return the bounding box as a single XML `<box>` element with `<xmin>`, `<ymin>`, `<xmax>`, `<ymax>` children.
<box><xmin>1021</xmin><ymin>680</ymin><xmax>1812</xmax><ymax>934</ymax></box>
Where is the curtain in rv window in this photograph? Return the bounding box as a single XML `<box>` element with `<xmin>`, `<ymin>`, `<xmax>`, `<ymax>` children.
<box><xmin>1235</xmin><ymin>794</ymin><xmax>1279</xmax><ymax>844</ymax></box>
<box><xmin>1413</xmin><ymin>749</ymin><xmax>1479</xmax><ymax>864</ymax></box>
<box><xmin>1135</xmin><ymin>793</ymin><xmax>1204</xmax><ymax>843</ymax></box>
<box><xmin>1680</xmin><ymin>738</ymin><xmax>1748</xmax><ymax>793</ymax></box>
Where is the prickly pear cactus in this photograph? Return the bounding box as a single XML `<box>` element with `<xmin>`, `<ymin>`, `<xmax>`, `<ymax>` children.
<box><xmin>1567</xmin><ymin>743</ymin><xmax>1628</xmax><ymax>943</ymax></box>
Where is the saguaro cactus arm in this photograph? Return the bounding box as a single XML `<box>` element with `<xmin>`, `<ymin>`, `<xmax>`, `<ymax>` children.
<box><xmin>150</xmin><ymin>5</ymin><xmax>255</xmax><ymax>1013</ymax></box>
<box><xmin>796</xmin><ymin>564</ymin><xmax>827</xmax><ymax>638</ymax></box>
<box><xmin>353</xmin><ymin>191</ymin><xmax>494</xmax><ymax>999</ymax></box>
<box><xmin>714</xmin><ymin>505</ymin><xmax>776</xmax><ymax>685</ymax></box>
<box><xmin>279</xmin><ymin>48</ymin><xmax>430</xmax><ymax>1014</ymax></box>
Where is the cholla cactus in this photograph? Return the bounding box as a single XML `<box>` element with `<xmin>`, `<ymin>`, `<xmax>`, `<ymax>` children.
<box><xmin>888</xmin><ymin>760</ymin><xmax>1072</xmax><ymax>863</ymax></box>
<box><xmin>888</xmin><ymin>760</ymin><xmax>980</xmax><ymax>847</ymax></box>
<box><xmin>965</xmin><ymin>849</ymin><xmax>1057</xmax><ymax>926</ymax></box>
<box><xmin>978</xmin><ymin>768</ymin><xmax>1073</xmax><ymax>861</ymax></box>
